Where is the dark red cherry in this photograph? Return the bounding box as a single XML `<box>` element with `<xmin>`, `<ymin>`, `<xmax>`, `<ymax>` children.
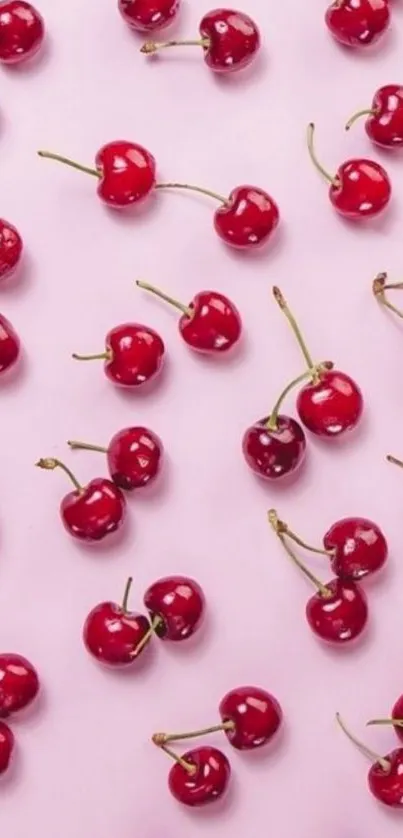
<box><xmin>325</xmin><ymin>0</ymin><xmax>390</xmax><ymax>47</ymax></box>
<box><xmin>242</xmin><ymin>415</ymin><xmax>306</xmax><ymax>480</ymax></box>
<box><xmin>168</xmin><ymin>746</ymin><xmax>231</xmax><ymax>806</ymax></box>
<box><xmin>214</xmin><ymin>186</ymin><xmax>280</xmax><ymax>249</ymax></box>
<box><xmin>118</xmin><ymin>0</ymin><xmax>180</xmax><ymax>31</ymax></box>
<box><xmin>323</xmin><ymin>517</ymin><xmax>388</xmax><ymax>580</ymax></box>
<box><xmin>346</xmin><ymin>86</ymin><xmax>403</xmax><ymax>148</ymax></box>
<box><xmin>0</xmin><ymin>653</ymin><xmax>39</xmax><ymax>717</ymax></box>
<box><xmin>0</xmin><ymin>219</ymin><xmax>23</xmax><ymax>280</ymax></box>
<box><xmin>306</xmin><ymin>577</ymin><xmax>368</xmax><ymax>643</ymax></box>
<box><xmin>143</xmin><ymin>575</ymin><xmax>205</xmax><ymax>641</ymax></box>
<box><xmin>297</xmin><ymin>369</ymin><xmax>364</xmax><ymax>436</ymax></box>
<box><xmin>0</xmin><ymin>722</ymin><xmax>14</xmax><ymax>773</ymax></box>
<box><xmin>0</xmin><ymin>313</ymin><xmax>20</xmax><ymax>373</ymax></box>
<box><xmin>73</xmin><ymin>323</ymin><xmax>165</xmax><ymax>387</ymax></box>
<box><xmin>0</xmin><ymin>1</ymin><xmax>45</xmax><ymax>64</ymax></box>
<box><xmin>68</xmin><ymin>426</ymin><xmax>163</xmax><ymax>491</ymax></box>
<box><xmin>219</xmin><ymin>686</ymin><xmax>283</xmax><ymax>750</ymax></box>
<box><xmin>83</xmin><ymin>578</ymin><xmax>152</xmax><ymax>666</ymax></box>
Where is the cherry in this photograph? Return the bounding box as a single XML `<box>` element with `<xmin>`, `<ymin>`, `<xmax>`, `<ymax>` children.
<box><xmin>373</xmin><ymin>272</ymin><xmax>403</xmax><ymax>319</ymax></box>
<box><xmin>0</xmin><ymin>219</ymin><xmax>23</xmax><ymax>280</ymax></box>
<box><xmin>156</xmin><ymin>742</ymin><xmax>231</xmax><ymax>806</ymax></box>
<box><xmin>0</xmin><ymin>1</ymin><xmax>45</xmax><ymax>64</ymax></box>
<box><xmin>36</xmin><ymin>458</ymin><xmax>126</xmax><ymax>542</ymax></box>
<box><xmin>0</xmin><ymin>722</ymin><xmax>13</xmax><ymax>773</ymax></box>
<box><xmin>0</xmin><ymin>313</ymin><xmax>20</xmax><ymax>374</ymax></box>
<box><xmin>346</xmin><ymin>86</ymin><xmax>403</xmax><ymax>148</ymax></box>
<box><xmin>323</xmin><ymin>517</ymin><xmax>388</xmax><ymax>580</ymax></box>
<box><xmin>269</xmin><ymin>510</ymin><xmax>368</xmax><ymax>643</ymax></box>
<box><xmin>118</xmin><ymin>0</ymin><xmax>179</xmax><ymax>31</ymax></box>
<box><xmin>140</xmin><ymin>8</ymin><xmax>260</xmax><ymax>74</ymax></box>
<box><xmin>68</xmin><ymin>426</ymin><xmax>163</xmax><ymax>491</ymax></box>
<box><xmin>83</xmin><ymin>578</ymin><xmax>155</xmax><ymax>666</ymax></box>
<box><xmin>0</xmin><ymin>653</ymin><xmax>39</xmax><ymax>717</ymax></box>
<box><xmin>336</xmin><ymin>713</ymin><xmax>403</xmax><ymax>808</ymax></box>
<box><xmin>367</xmin><ymin>695</ymin><xmax>403</xmax><ymax>744</ymax></box>
<box><xmin>136</xmin><ymin>280</ymin><xmax>242</xmax><ymax>353</ymax></box>
<box><xmin>325</xmin><ymin>0</ymin><xmax>390</xmax><ymax>47</ymax></box>
<box><xmin>72</xmin><ymin>323</ymin><xmax>165</xmax><ymax>388</ymax></box>
<box><xmin>242</xmin><ymin>414</ymin><xmax>306</xmax><ymax>481</ymax></box>
<box><xmin>307</xmin><ymin>123</ymin><xmax>392</xmax><ymax>219</ymax></box>
<box><xmin>144</xmin><ymin>575</ymin><xmax>205</xmax><ymax>640</ymax></box>
<box><xmin>273</xmin><ymin>286</ymin><xmax>364</xmax><ymax>437</ymax></box>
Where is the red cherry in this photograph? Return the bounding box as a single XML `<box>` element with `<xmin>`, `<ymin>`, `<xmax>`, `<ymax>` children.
<box><xmin>0</xmin><ymin>722</ymin><xmax>14</xmax><ymax>773</ymax></box>
<box><xmin>337</xmin><ymin>714</ymin><xmax>403</xmax><ymax>808</ymax></box>
<box><xmin>0</xmin><ymin>1</ymin><xmax>45</xmax><ymax>64</ymax></box>
<box><xmin>0</xmin><ymin>653</ymin><xmax>39</xmax><ymax>717</ymax></box>
<box><xmin>38</xmin><ymin>141</ymin><xmax>156</xmax><ymax>209</ymax></box>
<box><xmin>140</xmin><ymin>8</ymin><xmax>260</xmax><ymax>74</ymax></box>
<box><xmin>136</xmin><ymin>280</ymin><xmax>242</xmax><ymax>353</ymax></box>
<box><xmin>73</xmin><ymin>323</ymin><xmax>165</xmax><ymax>388</ymax></box>
<box><xmin>346</xmin><ymin>86</ymin><xmax>403</xmax><ymax>148</ymax></box>
<box><xmin>68</xmin><ymin>426</ymin><xmax>163</xmax><ymax>491</ymax></box>
<box><xmin>167</xmin><ymin>746</ymin><xmax>231</xmax><ymax>806</ymax></box>
<box><xmin>307</xmin><ymin>122</ymin><xmax>391</xmax><ymax>219</ymax></box>
<box><xmin>269</xmin><ymin>510</ymin><xmax>368</xmax><ymax>644</ymax></box>
<box><xmin>325</xmin><ymin>0</ymin><xmax>390</xmax><ymax>47</ymax></box>
<box><xmin>0</xmin><ymin>219</ymin><xmax>23</xmax><ymax>280</ymax></box>
<box><xmin>367</xmin><ymin>695</ymin><xmax>403</xmax><ymax>743</ymax></box>
<box><xmin>219</xmin><ymin>686</ymin><xmax>282</xmax><ymax>750</ymax></box>
<box><xmin>214</xmin><ymin>186</ymin><xmax>279</xmax><ymax>249</ymax></box>
<box><xmin>0</xmin><ymin>313</ymin><xmax>20</xmax><ymax>373</ymax></box>
<box><xmin>323</xmin><ymin>517</ymin><xmax>388</xmax><ymax>580</ymax></box>
<box><xmin>144</xmin><ymin>575</ymin><xmax>205</xmax><ymax>641</ymax></box>
<box><xmin>83</xmin><ymin>578</ymin><xmax>153</xmax><ymax>666</ymax></box>
<box><xmin>36</xmin><ymin>457</ymin><xmax>126</xmax><ymax>542</ymax></box>
<box><xmin>118</xmin><ymin>0</ymin><xmax>180</xmax><ymax>31</ymax></box>
<box><xmin>242</xmin><ymin>415</ymin><xmax>306</xmax><ymax>481</ymax></box>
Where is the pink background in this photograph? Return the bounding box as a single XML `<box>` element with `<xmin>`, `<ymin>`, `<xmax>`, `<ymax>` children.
<box><xmin>1</xmin><ymin>0</ymin><xmax>403</xmax><ymax>835</ymax></box>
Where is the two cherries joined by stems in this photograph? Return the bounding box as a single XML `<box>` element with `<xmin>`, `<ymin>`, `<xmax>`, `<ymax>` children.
<box><xmin>336</xmin><ymin>714</ymin><xmax>403</xmax><ymax>808</ymax></box>
<box><xmin>152</xmin><ymin>686</ymin><xmax>282</xmax><ymax>806</ymax></box>
<box><xmin>346</xmin><ymin>85</ymin><xmax>403</xmax><ymax>149</ymax></box>
<box><xmin>0</xmin><ymin>222</ymin><xmax>23</xmax><ymax>374</ymax></box>
<box><xmin>0</xmin><ymin>653</ymin><xmax>40</xmax><ymax>776</ymax></box>
<box><xmin>325</xmin><ymin>0</ymin><xmax>390</xmax><ymax>48</ymax></box>
<box><xmin>84</xmin><ymin>576</ymin><xmax>205</xmax><ymax>666</ymax></box>
<box><xmin>37</xmin><ymin>143</ymin><xmax>279</xmax><ymax>251</ymax></box>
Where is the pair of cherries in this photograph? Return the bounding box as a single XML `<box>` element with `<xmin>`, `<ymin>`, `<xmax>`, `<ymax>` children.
<box><xmin>0</xmin><ymin>218</ymin><xmax>24</xmax><ymax>374</ymax></box>
<box><xmin>152</xmin><ymin>686</ymin><xmax>282</xmax><ymax>807</ymax></box>
<box><xmin>0</xmin><ymin>653</ymin><xmax>40</xmax><ymax>776</ymax></box>
<box><xmin>0</xmin><ymin>0</ymin><xmax>44</xmax><ymax>65</ymax></box>
<box><xmin>38</xmin><ymin>145</ymin><xmax>279</xmax><ymax>251</ymax></box>
<box><xmin>325</xmin><ymin>0</ymin><xmax>390</xmax><ymax>49</ymax></box>
<box><xmin>269</xmin><ymin>510</ymin><xmax>388</xmax><ymax>644</ymax></box>
<box><xmin>36</xmin><ymin>425</ymin><xmax>163</xmax><ymax>541</ymax></box>
<box><xmin>84</xmin><ymin>576</ymin><xmax>205</xmax><ymax>665</ymax></box>
<box><xmin>242</xmin><ymin>287</ymin><xmax>363</xmax><ymax>481</ymax></box>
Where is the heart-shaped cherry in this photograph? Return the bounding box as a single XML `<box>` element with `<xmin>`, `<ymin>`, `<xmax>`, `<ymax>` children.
<box><xmin>83</xmin><ymin>577</ymin><xmax>155</xmax><ymax>666</ymax></box>
<box><xmin>144</xmin><ymin>575</ymin><xmax>205</xmax><ymax>641</ymax></box>
<box><xmin>373</xmin><ymin>272</ymin><xmax>403</xmax><ymax>320</ymax></box>
<box><xmin>0</xmin><ymin>1</ymin><xmax>45</xmax><ymax>64</ymax></box>
<box><xmin>36</xmin><ymin>457</ymin><xmax>126</xmax><ymax>542</ymax></box>
<box><xmin>269</xmin><ymin>510</ymin><xmax>368</xmax><ymax>643</ymax></box>
<box><xmin>140</xmin><ymin>8</ymin><xmax>260</xmax><ymax>73</ymax></box>
<box><xmin>0</xmin><ymin>722</ymin><xmax>14</xmax><ymax>773</ymax></box>
<box><xmin>0</xmin><ymin>219</ymin><xmax>23</xmax><ymax>281</ymax></box>
<box><xmin>273</xmin><ymin>287</ymin><xmax>364</xmax><ymax>436</ymax></box>
<box><xmin>0</xmin><ymin>313</ymin><xmax>20</xmax><ymax>374</ymax></box>
<box><xmin>136</xmin><ymin>280</ymin><xmax>242</xmax><ymax>353</ymax></box>
<box><xmin>0</xmin><ymin>653</ymin><xmax>39</xmax><ymax>717</ymax></box>
<box><xmin>68</xmin><ymin>426</ymin><xmax>163</xmax><ymax>491</ymax></box>
<box><xmin>118</xmin><ymin>0</ymin><xmax>180</xmax><ymax>31</ymax></box>
<box><xmin>367</xmin><ymin>695</ymin><xmax>403</xmax><ymax>743</ymax></box>
<box><xmin>155</xmin><ymin>742</ymin><xmax>231</xmax><ymax>806</ymax></box>
<box><xmin>72</xmin><ymin>322</ymin><xmax>165</xmax><ymax>387</ymax></box>
<box><xmin>336</xmin><ymin>713</ymin><xmax>403</xmax><ymax>808</ymax></box>
<box><xmin>325</xmin><ymin>0</ymin><xmax>390</xmax><ymax>47</ymax></box>
<box><xmin>346</xmin><ymin>86</ymin><xmax>403</xmax><ymax>148</ymax></box>
<box><xmin>307</xmin><ymin>123</ymin><xmax>392</xmax><ymax>219</ymax></box>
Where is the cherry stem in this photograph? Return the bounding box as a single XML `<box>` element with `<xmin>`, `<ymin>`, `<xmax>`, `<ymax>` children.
<box><xmin>274</xmin><ymin>516</ymin><xmax>334</xmax><ymax>557</ymax></box>
<box><xmin>373</xmin><ymin>272</ymin><xmax>403</xmax><ymax>319</ymax></box>
<box><xmin>136</xmin><ymin>280</ymin><xmax>191</xmax><ymax>317</ymax></box>
<box><xmin>35</xmin><ymin>458</ymin><xmax>82</xmax><ymax>492</ymax></box>
<box><xmin>131</xmin><ymin>615</ymin><xmax>162</xmax><ymax>658</ymax></box>
<box><xmin>140</xmin><ymin>37</ymin><xmax>210</xmax><ymax>55</ymax></box>
<box><xmin>37</xmin><ymin>150</ymin><xmax>100</xmax><ymax>179</ymax></box>
<box><xmin>268</xmin><ymin>510</ymin><xmax>331</xmax><ymax>598</ymax></box>
<box><xmin>67</xmin><ymin>440</ymin><xmax>107</xmax><ymax>454</ymax></box>
<box><xmin>156</xmin><ymin>743</ymin><xmax>196</xmax><ymax>775</ymax></box>
<box><xmin>272</xmin><ymin>286</ymin><xmax>315</xmax><ymax>370</ymax></box>
<box><xmin>307</xmin><ymin>123</ymin><xmax>337</xmax><ymax>187</ymax></box>
<box><xmin>121</xmin><ymin>577</ymin><xmax>133</xmax><ymax>613</ymax></box>
<box><xmin>267</xmin><ymin>365</ymin><xmax>323</xmax><ymax>431</ymax></box>
<box><xmin>152</xmin><ymin>720</ymin><xmax>235</xmax><ymax>746</ymax></box>
<box><xmin>367</xmin><ymin>718</ymin><xmax>403</xmax><ymax>729</ymax></box>
<box><xmin>336</xmin><ymin>713</ymin><xmax>390</xmax><ymax>772</ymax></box>
<box><xmin>345</xmin><ymin>109</ymin><xmax>375</xmax><ymax>131</ymax></box>
<box><xmin>155</xmin><ymin>181</ymin><xmax>227</xmax><ymax>205</ymax></box>
<box><xmin>72</xmin><ymin>351</ymin><xmax>111</xmax><ymax>362</ymax></box>
<box><xmin>387</xmin><ymin>454</ymin><xmax>403</xmax><ymax>469</ymax></box>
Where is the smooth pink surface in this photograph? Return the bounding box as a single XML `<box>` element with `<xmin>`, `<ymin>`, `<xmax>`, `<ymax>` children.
<box><xmin>2</xmin><ymin>0</ymin><xmax>403</xmax><ymax>836</ymax></box>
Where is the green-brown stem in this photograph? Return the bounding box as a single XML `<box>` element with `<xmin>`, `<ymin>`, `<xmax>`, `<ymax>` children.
<box><xmin>274</xmin><ymin>516</ymin><xmax>334</xmax><ymax>557</ymax></box>
<box><xmin>345</xmin><ymin>109</ymin><xmax>376</xmax><ymax>131</ymax></box>
<box><xmin>67</xmin><ymin>440</ymin><xmax>107</xmax><ymax>454</ymax></box>
<box><xmin>122</xmin><ymin>577</ymin><xmax>133</xmax><ymax>613</ymax></box>
<box><xmin>367</xmin><ymin>717</ymin><xmax>403</xmax><ymax>729</ymax></box>
<box><xmin>72</xmin><ymin>350</ymin><xmax>112</xmax><ymax>362</ymax></box>
<box><xmin>307</xmin><ymin>123</ymin><xmax>338</xmax><ymax>187</ymax></box>
<box><xmin>268</xmin><ymin>510</ymin><xmax>331</xmax><ymax>598</ymax></box>
<box><xmin>336</xmin><ymin>713</ymin><xmax>390</xmax><ymax>772</ymax></box>
<box><xmin>140</xmin><ymin>37</ymin><xmax>210</xmax><ymax>55</ymax></box>
<box><xmin>152</xmin><ymin>720</ymin><xmax>235</xmax><ymax>746</ymax></box>
<box><xmin>156</xmin><ymin>743</ymin><xmax>196</xmax><ymax>775</ymax></box>
<box><xmin>272</xmin><ymin>286</ymin><xmax>315</xmax><ymax>370</ymax></box>
<box><xmin>131</xmin><ymin>615</ymin><xmax>162</xmax><ymax>658</ymax></box>
<box><xmin>266</xmin><ymin>365</ymin><xmax>324</xmax><ymax>431</ymax></box>
<box><xmin>387</xmin><ymin>454</ymin><xmax>403</xmax><ymax>469</ymax></box>
<box><xmin>155</xmin><ymin>182</ymin><xmax>227</xmax><ymax>205</ymax></box>
<box><xmin>37</xmin><ymin>150</ymin><xmax>100</xmax><ymax>178</ymax></box>
<box><xmin>35</xmin><ymin>458</ymin><xmax>82</xmax><ymax>492</ymax></box>
<box><xmin>373</xmin><ymin>272</ymin><xmax>403</xmax><ymax>319</ymax></box>
<box><xmin>136</xmin><ymin>280</ymin><xmax>191</xmax><ymax>317</ymax></box>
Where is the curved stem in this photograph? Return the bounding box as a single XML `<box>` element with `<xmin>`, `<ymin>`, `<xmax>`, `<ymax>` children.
<box><xmin>35</xmin><ymin>458</ymin><xmax>82</xmax><ymax>492</ymax></box>
<box><xmin>268</xmin><ymin>510</ymin><xmax>331</xmax><ymax>598</ymax></box>
<box><xmin>136</xmin><ymin>280</ymin><xmax>191</xmax><ymax>317</ymax></box>
<box><xmin>121</xmin><ymin>577</ymin><xmax>133</xmax><ymax>613</ymax></box>
<box><xmin>367</xmin><ymin>718</ymin><xmax>403</xmax><ymax>729</ymax></box>
<box><xmin>272</xmin><ymin>286</ymin><xmax>315</xmax><ymax>369</ymax></box>
<box><xmin>336</xmin><ymin>713</ymin><xmax>390</xmax><ymax>772</ymax></box>
<box><xmin>157</xmin><ymin>743</ymin><xmax>196</xmax><ymax>775</ymax></box>
<box><xmin>345</xmin><ymin>109</ymin><xmax>375</xmax><ymax>131</ymax></box>
<box><xmin>276</xmin><ymin>518</ymin><xmax>334</xmax><ymax>557</ymax></box>
<box><xmin>130</xmin><ymin>615</ymin><xmax>162</xmax><ymax>658</ymax></box>
<box><xmin>155</xmin><ymin>181</ymin><xmax>227</xmax><ymax>205</ymax></box>
<box><xmin>67</xmin><ymin>440</ymin><xmax>107</xmax><ymax>454</ymax></box>
<box><xmin>373</xmin><ymin>273</ymin><xmax>403</xmax><ymax>319</ymax></box>
<box><xmin>267</xmin><ymin>369</ymin><xmax>316</xmax><ymax>431</ymax></box>
<box><xmin>37</xmin><ymin>151</ymin><xmax>100</xmax><ymax>178</ymax></box>
<box><xmin>307</xmin><ymin>123</ymin><xmax>337</xmax><ymax>186</ymax></box>
<box><xmin>387</xmin><ymin>454</ymin><xmax>403</xmax><ymax>469</ymax></box>
<box><xmin>152</xmin><ymin>720</ymin><xmax>235</xmax><ymax>746</ymax></box>
<box><xmin>140</xmin><ymin>37</ymin><xmax>210</xmax><ymax>55</ymax></box>
<box><xmin>72</xmin><ymin>351</ymin><xmax>111</xmax><ymax>362</ymax></box>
